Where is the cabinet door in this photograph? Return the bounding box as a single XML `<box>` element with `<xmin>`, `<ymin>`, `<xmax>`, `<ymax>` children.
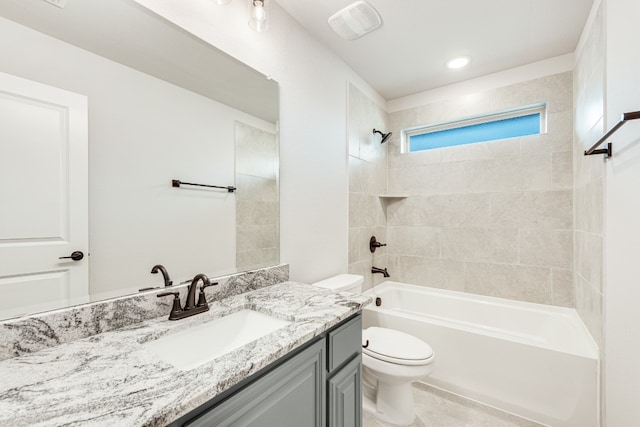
<box><xmin>186</xmin><ymin>340</ymin><xmax>325</xmax><ymax>427</ymax></box>
<box><xmin>328</xmin><ymin>315</ymin><xmax>362</xmax><ymax>373</ymax></box>
<box><xmin>328</xmin><ymin>355</ymin><xmax>362</xmax><ymax>427</ymax></box>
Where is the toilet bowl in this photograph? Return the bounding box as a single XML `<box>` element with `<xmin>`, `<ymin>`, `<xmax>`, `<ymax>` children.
<box><xmin>312</xmin><ymin>274</ymin><xmax>435</xmax><ymax>426</ymax></box>
<box><xmin>362</xmin><ymin>326</ymin><xmax>434</xmax><ymax>425</ymax></box>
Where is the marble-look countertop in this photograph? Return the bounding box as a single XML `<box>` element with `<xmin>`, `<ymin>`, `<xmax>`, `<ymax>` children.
<box><xmin>0</xmin><ymin>282</ymin><xmax>371</xmax><ymax>427</ymax></box>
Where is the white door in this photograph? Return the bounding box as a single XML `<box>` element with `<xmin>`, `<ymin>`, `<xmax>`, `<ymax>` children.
<box><xmin>0</xmin><ymin>71</ymin><xmax>88</xmax><ymax>319</ymax></box>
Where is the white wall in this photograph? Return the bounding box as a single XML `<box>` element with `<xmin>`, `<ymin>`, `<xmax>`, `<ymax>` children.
<box><xmin>0</xmin><ymin>16</ymin><xmax>273</xmax><ymax>297</ymax></box>
<box><xmin>604</xmin><ymin>0</ymin><xmax>640</xmax><ymax>424</ymax></box>
<box><xmin>132</xmin><ymin>0</ymin><xmax>386</xmax><ymax>284</ymax></box>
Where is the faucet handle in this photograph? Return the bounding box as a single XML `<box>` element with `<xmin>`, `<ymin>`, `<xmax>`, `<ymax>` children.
<box><xmin>197</xmin><ymin>282</ymin><xmax>219</xmax><ymax>307</ymax></box>
<box><xmin>369</xmin><ymin>236</ymin><xmax>387</xmax><ymax>253</ymax></box>
<box><xmin>157</xmin><ymin>291</ymin><xmax>183</xmax><ymax>319</ymax></box>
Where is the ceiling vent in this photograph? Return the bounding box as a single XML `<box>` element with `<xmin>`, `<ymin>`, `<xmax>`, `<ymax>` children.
<box><xmin>328</xmin><ymin>1</ymin><xmax>382</xmax><ymax>41</ymax></box>
<box><xmin>43</xmin><ymin>0</ymin><xmax>67</xmax><ymax>8</ymax></box>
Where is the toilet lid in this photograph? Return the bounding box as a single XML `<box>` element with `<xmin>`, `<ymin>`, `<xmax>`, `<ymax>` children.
<box><xmin>362</xmin><ymin>327</ymin><xmax>434</xmax><ymax>366</ymax></box>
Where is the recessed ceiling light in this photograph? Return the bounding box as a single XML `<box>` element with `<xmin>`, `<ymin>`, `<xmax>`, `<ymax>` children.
<box><xmin>446</xmin><ymin>56</ymin><xmax>471</xmax><ymax>69</ymax></box>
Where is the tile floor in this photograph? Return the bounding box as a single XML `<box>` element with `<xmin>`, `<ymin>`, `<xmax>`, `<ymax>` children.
<box><xmin>362</xmin><ymin>382</ymin><xmax>546</xmax><ymax>427</ymax></box>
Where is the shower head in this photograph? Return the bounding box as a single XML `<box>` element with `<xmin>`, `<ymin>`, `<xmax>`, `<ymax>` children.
<box><xmin>373</xmin><ymin>128</ymin><xmax>392</xmax><ymax>144</ymax></box>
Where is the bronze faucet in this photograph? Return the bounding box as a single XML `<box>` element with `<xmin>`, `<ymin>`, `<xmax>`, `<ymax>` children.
<box><xmin>157</xmin><ymin>273</ymin><xmax>218</xmax><ymax>320</ymax></box>
<box><xmin>151</xmin><ymin>264</ymin><xmax>173</xmax><ymax>287</ymax></box>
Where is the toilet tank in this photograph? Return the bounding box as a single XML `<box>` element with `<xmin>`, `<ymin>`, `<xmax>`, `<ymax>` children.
<box><xmin>312</xmin><ymin>274</ymin><xmax>364</xmax><ymax>293</ymax></box>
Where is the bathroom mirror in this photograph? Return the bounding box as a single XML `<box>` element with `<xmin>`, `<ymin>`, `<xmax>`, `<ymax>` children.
<box><xmin>0</xmin><ymin>0</ymin><xmax>279</xmax><ymax>320</ymax></box>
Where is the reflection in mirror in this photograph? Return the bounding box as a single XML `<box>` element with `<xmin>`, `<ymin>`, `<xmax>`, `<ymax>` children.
<box><xmin>235</xmin><ymin>122</ymin><xmax>279</xmax><ymax>271</ymax></box>
<box><xmin>0</xmin><ymin>0</ymin><xmax>279</xmax><ymax>321</ymax></box>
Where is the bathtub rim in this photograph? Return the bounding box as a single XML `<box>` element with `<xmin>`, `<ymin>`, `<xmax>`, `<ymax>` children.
<box><xmin>363</xmin><ymin>281</ymin><xmax>599</xmax><ymax>360</ymax></box>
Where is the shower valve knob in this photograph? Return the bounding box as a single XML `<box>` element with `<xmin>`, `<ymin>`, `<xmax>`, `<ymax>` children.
<box><xmin>369</xmin><ymin>236</ymin><xmax>387</xmax><ymax>253</ymax></box>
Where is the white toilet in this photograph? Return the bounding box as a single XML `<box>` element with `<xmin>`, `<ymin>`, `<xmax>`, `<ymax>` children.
<box><xmin>312</xmin><ymin>274</ymin><xmax>435</xmax><ymax>426</ymax></box>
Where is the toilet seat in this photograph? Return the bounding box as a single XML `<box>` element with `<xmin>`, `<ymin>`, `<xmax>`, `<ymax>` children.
<box><xmin>362</xmin><ymin>327</ymin><xmax>434</xmax><ymax>366</ymax></box>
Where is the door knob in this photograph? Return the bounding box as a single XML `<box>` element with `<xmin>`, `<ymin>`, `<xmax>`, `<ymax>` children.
<box><xmin>59</xmin><ymin>251</ymin><xmax>84</xmax><ymax>261</ymax></box>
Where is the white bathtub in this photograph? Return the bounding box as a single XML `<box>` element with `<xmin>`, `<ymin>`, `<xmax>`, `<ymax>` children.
<box><xmin>362</xmin><ymin>281</ymin><xmax>599</xmax><ymax>427</ymax></box>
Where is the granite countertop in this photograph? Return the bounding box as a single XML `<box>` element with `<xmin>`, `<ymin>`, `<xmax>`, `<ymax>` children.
<box><xmin>0</xmin><ymin>282</ymin><xmax>371</xmax><ymax>427</ymax></box>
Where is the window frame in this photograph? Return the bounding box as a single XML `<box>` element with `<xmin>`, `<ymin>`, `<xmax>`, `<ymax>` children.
<box><xmin>401</xmin><ymin>103</ymin><xmax>547</xmax><ymax>153</ymax></box>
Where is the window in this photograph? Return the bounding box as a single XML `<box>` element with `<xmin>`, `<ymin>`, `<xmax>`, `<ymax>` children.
<box><xmin>403</xmin><ymin>104</ymin><xmax>546</xmax><ymax>153</ymax></box>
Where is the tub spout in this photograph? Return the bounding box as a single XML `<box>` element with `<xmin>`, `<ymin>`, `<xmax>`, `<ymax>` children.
<box><xmin>372</xmin><ymin>267</ymin><xmax>390</xmax><ymax>278</ymax></box>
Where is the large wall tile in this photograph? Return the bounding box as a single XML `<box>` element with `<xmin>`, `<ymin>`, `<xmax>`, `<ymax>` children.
<box><xmin>465</xmin><ymin>153</ymin><xmax>552</xmax><ymax>193</ymax></box>
<box><xmin>441</xmin><ymin>228</ymin><xmax>518</xmax><ymax>263</ymax></box>
<box><xmin>552</xmin><ymin>268</ymin><xmax>574</xmax><ymax>307</ymax></box>
<box><xmin>236</xmin><ymin>224</ymin><xmax>278</xmax><ymax>252</ymax></box>
<box><xmin>552</xmin><ymin>151</ymin><xmax>573</xmax><ymax>189</ymax></box>
<box><xmin>348</xmin><ymin>115</ymin><xmax>360</xmax><ymax>157</ymax></box>
<box><xmin>465</xmin><ymin>262</ymin><xmax>552</xmax><ymax>304</ymax></box>
<box><xmin>388</xmin><ymin>162</ymin><xmax>466</xmax><ymax>195</ymax></box>
<box><xmin>349</xmin><ymin>227</ymin><xmax>368</xmax><ymax>264</ymax></box>
<box><xmin>487</xmin><ymin>73</ymin><xmax>571</xmax><ymax>115</ymax></box>
<box><xmin>490</xmin><ymin>191</ymin><xmax>572</xmax><ymax>229</ymax></box>
<box><xmin>387</xmin><ymin>194</ymin><xmax>493</xmax><ymax>228</ymax></box>
<box><xmin>235</xmin><ymin>174</ymin><xmax>278</xmax><ymax>202</ymax></box>
<box><xmin>465</xmin><ymin>156</ymin><xmax>527</xmax><ymax>193</ymax></box>
<box><xmin>439</xmin><ymin>137</ymin><xmax>520</xmax><ymax>163</ymax></box>
<box><xmin>349</xmin><ymin>259</ymin><xmax>375</xmax><ymax>291</ymax></box>
<box><xmin>387</xmin><ymin>226</ymin><xmax>441</xmax><ymax>258</ymax></box>
<box><xmin>416</xmin><ymin>95</ymin><xmax>492</xmax><ymax>125</ymax></box>
<box><xmin>521</xmin><ymin>153</ymin><xmax>553</xmax><ymax>191</ymax></box>
<box><xmin>236</xmin><ymin>200</ymin><xmax>279</xmax><ymax>226</ymax></box>
<box><xmin>388</xmin><ymin>107</ymin><xmax>418</xmax><ymax>134</ymax></box>
<box><xmin>387</xmin><ymin>140</ymin><xmax>442</xmax><ymax>168</ymax></box>
<box><xmin>539</xmin><ymin>72</ymin><xmax>574</xmax><ymax>113</ymax></box>
<box><xmin>349</xmin><ymin>193</ymin><xmax>378</xmax><ymax>228</ymax></box>
<box><xmin>349</xmin><ymin>156</ymin><xmax>376</xmax><ymax>194</ymax></box>
<box><xmin>575</xmin><ymin>275</ymin><xmax>603</xmax><ymax>346</ymax></box>
<box><xmin>394</xmin><ymin>256</ymin><xmax>465</xmax><ymax>291</ymax></box>
<box><xmin>574</xmin><ymin>178</ymin><xmax>604</xmax><ymax>234</ymax></box>
<box><xmin>574</xmin><ymin>68</ymin><xmax>605</xmax><ymax>145</ymax></box>
<box><xmin>519</xmin><ymin>229</ymin><xmax>572</xmax><ymax>268</ymax></box>
<box><xmin>574</xmin><ymin>230</ymin><xmax>603</xmax><ymax>293</ymax></box>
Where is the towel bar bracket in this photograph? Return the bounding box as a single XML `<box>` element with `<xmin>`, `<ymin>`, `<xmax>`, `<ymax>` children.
<box><xmin>584</xmin><ymin>110</ymin><xmax>640</xmax><ymax>158</ymax></box>
<box><xmin>584</xmin><ymin>142</ymin><xmax>612</xmax><ymax>158</ymax></box>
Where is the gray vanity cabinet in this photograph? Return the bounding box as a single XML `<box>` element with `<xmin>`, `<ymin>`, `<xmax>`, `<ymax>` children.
<box><xmin>328</xmin><ymin>355</ymin><xmax>362</xmax><ymax>427</ymax></box>
<box><xmin>186</xmin><ymin>339</ymin><xmax>325</xmax><ymax>427</ymax></box>
<box><xmin>176</xmin><ymin>314</ymin><xmax>362</xmax><ymax>427</ymax></box>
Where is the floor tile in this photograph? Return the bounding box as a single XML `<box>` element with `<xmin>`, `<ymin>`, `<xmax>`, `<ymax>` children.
<box><xmin>363</xmin><ymin>382</ymin><xmax>545</xmax><ymax>427</ymax></box>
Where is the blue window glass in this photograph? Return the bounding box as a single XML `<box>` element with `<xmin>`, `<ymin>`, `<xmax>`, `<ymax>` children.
<box><xmin>409</xmin><ymin>113</ymin><xmax>541</xmax><ymax>152</ymax></box>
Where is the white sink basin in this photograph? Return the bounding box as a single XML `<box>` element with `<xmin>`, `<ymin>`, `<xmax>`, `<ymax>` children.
<box><xmin>143</xmin><ymin>309</ymin><xmax>291</xmax><ymax>371</ymax></box>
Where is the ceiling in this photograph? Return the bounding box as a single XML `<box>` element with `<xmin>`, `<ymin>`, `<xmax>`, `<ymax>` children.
<box><xmin>276</xmin><ymin>0</ymin><xmax>594</xmax><ymax>101</ymax></box>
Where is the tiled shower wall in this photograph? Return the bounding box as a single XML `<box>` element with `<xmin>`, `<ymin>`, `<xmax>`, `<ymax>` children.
<box><xmin>573</xmin><ymin>2</ymin><xmax>605</xmax><ymax>346</ymax></box>
<box><xmin>235</xmin><ymin>121</ymin><xmax>279</xmax><ymax>271</ymax></box>
<box><xmin>348</xmin><ymin>84</ymin><xmax>389</xmax><ymax>291</ymax></box>
<box><xmin>385</xmin><ymin>72</ymin><xmax>575</xmax><ymax>306</ymax></box>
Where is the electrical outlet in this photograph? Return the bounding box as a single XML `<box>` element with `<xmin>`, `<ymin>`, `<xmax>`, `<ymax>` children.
<box><xmin>43</xmin><ymin>0</ymin><xmax>67</xmax><ymax>9</ymax></box>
